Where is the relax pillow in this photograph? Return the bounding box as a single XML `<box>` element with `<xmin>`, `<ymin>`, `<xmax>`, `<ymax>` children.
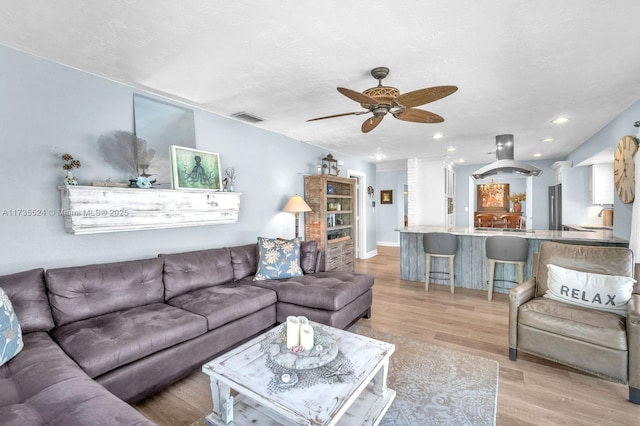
<box><xmin>544</xmin><ymin>264</ymin><xmax>635</xmax><ymax>316</ymax></box>
<box><xmin>254</xmin><ymin>237</ymin><xmax>303</xmax><ymax>280</ymax></box>
<box><xmin>0</xmin><ymin>286</ymin><xmax>24</xmax><ymax>366</ymax></box>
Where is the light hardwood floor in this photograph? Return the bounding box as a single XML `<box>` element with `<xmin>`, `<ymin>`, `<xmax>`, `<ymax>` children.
<box><xmin>134</xmin><ymin>246</ymin><xmax>640</xmax><ymax>425</ymax></box>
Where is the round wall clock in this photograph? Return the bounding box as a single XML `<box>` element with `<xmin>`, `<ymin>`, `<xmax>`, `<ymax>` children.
<box><xmin>613</xmin><ymin>135</ymin><xmax>638</xmax><ymax>203</ymax></box>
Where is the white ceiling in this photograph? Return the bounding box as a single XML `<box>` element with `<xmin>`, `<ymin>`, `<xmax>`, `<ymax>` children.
<box><xmin>2</xmin><ymin>1</ymin><xmax>640</xmax><ymax>166</ymax></box>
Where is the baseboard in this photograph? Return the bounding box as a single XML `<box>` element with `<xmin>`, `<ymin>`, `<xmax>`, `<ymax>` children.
<box><xmin>376</xmin><ymin>241</ymin><xmax>400</xmax><ymax>247</ymax></box>
<box><xmin>362</xmin><ymin>249</ymin><xmax>378</xmax><ymax>259</ymax></box>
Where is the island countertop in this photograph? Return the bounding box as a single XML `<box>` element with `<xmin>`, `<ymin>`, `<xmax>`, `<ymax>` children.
<box><xmin>397</xmin><ymin>225</ymin><xmax>628</xmax><ymax>245</ymax></box>
<box><xmin>397</xmin><ymin>226</ymin><xmax>627</xmax><ymax>294</ymax></box>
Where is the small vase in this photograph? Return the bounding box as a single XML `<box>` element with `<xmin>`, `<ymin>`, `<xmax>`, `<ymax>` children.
<box><xmin>64</xmin><ymin>171</ymin><xmax>78</xmax><ymax>186</ymax></box>
<box><xmin>513</xmin><ymin>202</ymin><xmax>522</xmax><ymax>213</ymax></box>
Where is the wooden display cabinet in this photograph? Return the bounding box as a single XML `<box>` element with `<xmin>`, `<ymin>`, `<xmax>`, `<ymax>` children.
<box><xmin>304</xmin><ymin>175</ymin><xmax>356</xmax><ymax>271</ymax></box>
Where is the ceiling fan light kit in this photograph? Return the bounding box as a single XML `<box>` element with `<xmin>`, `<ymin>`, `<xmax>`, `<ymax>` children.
<box><xmin>307</xmin><ymin>67</ymin><xmax>457</xmax><ymax>133</ymax></box>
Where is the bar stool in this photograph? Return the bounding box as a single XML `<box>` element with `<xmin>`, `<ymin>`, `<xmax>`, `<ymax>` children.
<box><xmin>423</xmin><ymin>233</ymin><xmax>458</xmax><ymax>293</ymax></box>
<box><xmin>485</xmin><ymin>235</ymin><xmax>528</xmax><ymax>301</ymax></box>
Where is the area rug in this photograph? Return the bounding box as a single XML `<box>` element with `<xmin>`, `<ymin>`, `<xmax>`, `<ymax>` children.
<box><xmin>351</xmin><ymin>325</ymin><xmax>498</xmax><ymax>426</ymax></box>
<box><xmin>192</xmin><ymin>325</ymin><xmax>498</xmax><ymax>426</ymax></box>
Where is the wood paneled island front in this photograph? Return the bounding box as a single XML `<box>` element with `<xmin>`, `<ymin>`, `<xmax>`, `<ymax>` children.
<box><xmin>398</xmin><ymin>226</ymin><xmax>628</xmax><ymax>295</ymax></box>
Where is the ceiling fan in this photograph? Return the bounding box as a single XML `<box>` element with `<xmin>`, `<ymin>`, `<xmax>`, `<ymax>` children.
<box><xmin>307</xmin><ymin>67</ymin><xmax>458</xmax><ymax>133</ymax></box>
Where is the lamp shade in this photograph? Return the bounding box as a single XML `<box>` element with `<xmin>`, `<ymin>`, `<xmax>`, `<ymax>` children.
<box><xmin>283</xmin><ymin>195</ymin><xmax>312</xmax><ymax>213</ymax></box>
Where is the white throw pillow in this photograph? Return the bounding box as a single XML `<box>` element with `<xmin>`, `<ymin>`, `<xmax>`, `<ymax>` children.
<box><xmin>544</xmin><ymin>264</ymin><xmax>635</xmax><ymax>316</ymax></box>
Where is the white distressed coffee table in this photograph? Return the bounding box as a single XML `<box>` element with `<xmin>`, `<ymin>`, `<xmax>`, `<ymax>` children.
<box><xmin>202</xmin><ymin>322</ymin><xmax>395</xmax><ymax>426</ymax></box>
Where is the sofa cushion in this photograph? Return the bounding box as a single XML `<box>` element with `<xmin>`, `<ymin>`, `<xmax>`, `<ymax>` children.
<box><xmin>0</xmin><ymin>332</ymin><xmax>153</xmax><ymax>426</ymax></box>
<box><xmin>250</xmin><ymin>271</ymin><xmax>374</xmax><ymax>311</ymax></box>
<box><xmin>167</xmin><ymin>282</ymin><xmax>277</xmax><ymax>330</ymax></box>
<box><xmin>544</xmin><ymin>264</ymin><xmax>635</xmax><ymax>316</ymax></box>
<box><xmin>300</xmin><ymin>240</ymin><xmax>319</xmax><ymax>274</ymax></box>
<box><xmin>45</xmin><ymin>258</ymin><xmax>165</xmax><ymax>327</ymax></box>
<box><xmin>50</xmin><ymin>303</ymin><xmax>207</xmax><ymax>378</ymax></box>
<box><xmin>254</xmin><ymin>237</ymin><xmax>303</xmax><ymax>280</ymax></box>
<box><xmin>230</xmin><ymin>243</ymin><xmax>258</xmax><ymax>281</ymax></box>
<box><xmin>160</xmin><ymin>247</ymin><xmax>235</xmax><ymax>299</ymax></box>
<box><xmin>0</xmin><ymin>268</ymin><xmax>54</xmax><ymax>333</ymax></box>
<box><xmin>0</xmin><ymin>287</ymin><xmax>23</xmax><ymax>366</ymax></box>
<box><xmin>519</xmin><ymin>297</ymin><xmax>628</xmax><ymax>350</ymax></box>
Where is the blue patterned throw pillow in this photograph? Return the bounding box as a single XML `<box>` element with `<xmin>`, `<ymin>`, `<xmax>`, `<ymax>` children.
<box><xmin>254</xmin><ymin>237</ymin><xmax>303</xmax><ymax>280</ymax></box>
<box><xmin>0</xmin><ymin>286</ymin><xmax>24</xmax><ymax>366</ymax></box>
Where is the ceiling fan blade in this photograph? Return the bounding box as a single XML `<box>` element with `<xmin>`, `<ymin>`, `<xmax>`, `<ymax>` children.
<box><xmin>362</xmin><ymin>116</ymin><xmax>383</xmax><ymax>133</ymax></box>
<box><xmin>306</xmin><ymin>111</ymin><xmax>368</xmax><ymax>122</ymax></box>
<box><xmin>395</xmin><ymin>85</ymin><xmax>458</xmax><ymax>108</ymax></box>
<box><xmin>394</xmin><ymin>108</ymin><xmax>444</xmax><ymax>123</ymax></box>
<box><xmin>337</xmin><ymin>87</ymin><xmax>378</xmax><ymax>105</ymax></box>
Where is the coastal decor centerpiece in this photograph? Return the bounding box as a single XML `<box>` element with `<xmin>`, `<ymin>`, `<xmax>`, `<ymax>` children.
<box><xmin>509</xmin><ymin>192</ymin><xmax>526</xmax><ymax>212</ymax></box>
<box><xmin>273</xmin><ymin>319</ymin><xmax>338</xmax><ymax>370</ymax></box>
<box><xmin>61</xmin><ymin>153</ymin><xmax>81</xmax><ymax>185</ymax></box>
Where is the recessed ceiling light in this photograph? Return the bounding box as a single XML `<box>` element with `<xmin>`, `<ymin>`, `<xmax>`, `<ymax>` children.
<box><xmin>533</xmin><ymin>153</ymin><xmax>542</xmax><ymax>157</ymax></box>
<box><xmin>433</xmin><ymin>133</ymin><xmax>444</xmax><ymax>139</ymax></box>
<box><xmin>458</xmin><ymin>159</ymin><xmax>465</xmax><ymax>163</ymax></box>
<box><xmin>447</xmin><ymin>147</ymin><xmax>456</xmax><ymax>152</ymax></box>
<box><xmin>552</xmin><ymin>117</ymin><xmax>569</xmax><ymax>124</ymax></box>
<box><xmin>373</xmin><ymin>154</ymin><xmax>386</xmax><ymax>161</ymax></box>
<box><xmin>542</xmin><ymin>138</ymin><xmax>554</xmax><ymax>142</ymax></box>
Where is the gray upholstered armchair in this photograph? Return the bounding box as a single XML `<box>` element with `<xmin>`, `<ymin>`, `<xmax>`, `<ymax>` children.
<box><xmin>508</xmin><ymin>241</ymin><xmax>639</xmax><ymax>404</ymax></box>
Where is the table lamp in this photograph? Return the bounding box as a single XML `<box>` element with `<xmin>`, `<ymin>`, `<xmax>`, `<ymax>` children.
<box><xmin>283</xmin><ymin>195</ymin><xmax>312</xmax><ymax>239</ymax></box>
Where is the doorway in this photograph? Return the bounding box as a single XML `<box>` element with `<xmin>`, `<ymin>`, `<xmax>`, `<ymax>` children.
<box><xmin>348</xmin><ymin>170</ymin><xmax>367</xmax><ymax>259</ymax></box>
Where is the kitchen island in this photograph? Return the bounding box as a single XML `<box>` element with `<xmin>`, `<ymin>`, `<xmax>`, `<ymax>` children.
<box><xmin>398</xmin><ymin>226</ymin><xmax>628</xmax><ymax>295</ymax></box>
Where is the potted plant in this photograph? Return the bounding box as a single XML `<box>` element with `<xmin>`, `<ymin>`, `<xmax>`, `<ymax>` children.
<box><xmin>62</xmin><ymin>153</ymin><xmax>81</xmax><ymax>185</ymax></box>
<box><xmin>509</xmin><ymin>192</ymin><xmax>526</xmax><ymax>212</ymax></box>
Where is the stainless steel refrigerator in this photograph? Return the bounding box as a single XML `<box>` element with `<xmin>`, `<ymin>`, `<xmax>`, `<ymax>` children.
<box><xmin>548</xmin><ymin>184</ymin><xmax>562</xmax><ymax>230</ymax></box>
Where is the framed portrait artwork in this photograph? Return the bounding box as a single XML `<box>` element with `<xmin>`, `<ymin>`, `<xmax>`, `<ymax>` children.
<box><xmin>170</xmin><ymin>145</ymin><xmax>222</xmax><ymax>190</ymax></box>
<box><xmin>380</xmin><ymin>190</ymin><xmax>393</xmax><ymax>204</ymax></box>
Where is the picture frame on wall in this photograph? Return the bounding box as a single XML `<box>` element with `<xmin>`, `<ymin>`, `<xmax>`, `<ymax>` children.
<box><xmin>476</xmin><ymin>182</ymin><xmax>509</xmax><ymax>213</ymax></box>
<box><xmin>380</xmin><ymin>190</ymin><xmax>393</xmax><ymax>204</ymax></box>
<box><xmin>170</xmin><ymin>145</ymin><xmax>222</xmax><ymax>190</ymax></box>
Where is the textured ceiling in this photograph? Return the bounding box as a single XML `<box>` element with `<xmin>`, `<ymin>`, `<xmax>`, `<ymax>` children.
<box><xmin>2</xmin><ymin>1</ymin><xmax>640</xmax><ymax>166</ymax></box>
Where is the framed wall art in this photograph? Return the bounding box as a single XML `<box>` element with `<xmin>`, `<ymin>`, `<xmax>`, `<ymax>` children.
<box><xmin>477</xmin><ymin>181</ymin><xmax>509</xmax><ymax>213</ymax></box>
<box><xmin>170</xmin><ymin>145</ymin><xmax>222</xmax><ymax>190</ymax></box>
<box><xmin>380</xmin><ymin>190</ymin><xmax>393</xmax><ymax>204</ymax></box>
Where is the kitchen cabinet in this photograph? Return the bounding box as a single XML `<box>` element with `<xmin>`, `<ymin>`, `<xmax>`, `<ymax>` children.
<box><xmin>407</xmin><ymin>157</ymin><xmax>455</xmax><ymax>227</ymax></box>
<box><xmin>590</xmin><ymin>163</ymin><xmax>614</xmax><ymax>205</ymax></box>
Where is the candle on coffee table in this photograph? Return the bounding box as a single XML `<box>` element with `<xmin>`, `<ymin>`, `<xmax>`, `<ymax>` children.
<box><xmin>300</xmin><ymin>324</ymin><xmax>314</xmax><ymax>351</ymax></box>
<box><xmin>286</xmin><ymin>316</ymin><xmax>300</xmax><ymax>349</ymax></box>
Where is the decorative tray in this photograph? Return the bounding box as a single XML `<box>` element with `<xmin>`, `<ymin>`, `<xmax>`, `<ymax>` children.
<box><xmin>268</xmin><ymin>330</ymin><xmax>338</xmax><ymax>370</ymax></box>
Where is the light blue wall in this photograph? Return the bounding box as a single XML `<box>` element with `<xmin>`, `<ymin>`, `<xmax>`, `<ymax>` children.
<box><xmin>375</xmin><ymin>170</ymin><xmax>407</xmax><ymax>245</ymax></box>
<box><xmin>565</xmin><ymin>98</ymin><xmax>640</xmax><ymax>239</ymax></box>
<box><xmin>0</xmin><ymin>45</ymin><xmax>376</xmax><ymax>274</ymax></box>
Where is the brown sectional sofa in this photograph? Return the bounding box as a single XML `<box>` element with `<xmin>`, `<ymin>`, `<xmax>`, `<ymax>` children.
<box><xmin>0</xmin><ymin>268</ymin><xmax>154</xmax><ymax>426</ymax></box>
<box><xmin>0</xmin><ymin>240</ymin><xmax>374</xmax><ymax>425</ymax></box>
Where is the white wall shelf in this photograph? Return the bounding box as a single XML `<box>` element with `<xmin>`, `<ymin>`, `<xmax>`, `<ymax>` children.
<box><xmin>58</xmin><ymin>185</ymin><xmax>241</xmax><ymax>235</ymax></box>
